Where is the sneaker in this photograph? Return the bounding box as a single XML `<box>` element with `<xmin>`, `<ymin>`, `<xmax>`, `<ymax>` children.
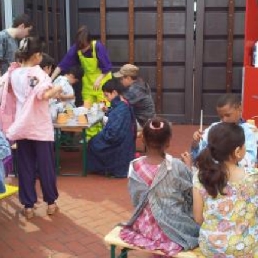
<box><xmin>24</xmin><ymin>208</ymin><xmax>34</xmax><ymax>219</ymax></box>
<box><xmin>47</xmin><ymin>203</ymin><xmax>58</xmax><ymax>215</ymax></box>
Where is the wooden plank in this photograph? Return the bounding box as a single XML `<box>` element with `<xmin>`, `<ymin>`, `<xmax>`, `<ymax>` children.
<box><xmin>194</xmin><ymin>0</ymin><xmax>205</xmax><ymax>124</ymax></box>
<box><xmin>226</xmin><ymin>0</ymin><xmax>235</xmax><ymax>92</ymax></box>
<box><xmin>185</xmin><ymin>0</ymin><xmax>195</xmax><ymax>123</ymax></box>
<box><xmin>100</xmin><ymin>0</ymin><xmax>106</xmax><ymax>45</ymax></box>
<box><xmin>156</xmin><ymin>0</ymin><xmax>163</xmax><ymax>114</ymax></box>
<box><xmin>44</xmin><ymin>0</ymin><xmax>49</xmax><ymax>53</ymax></box>
<box><xmin>104</xmin><ymin>226</ymin><xmax>205</xmax><ymax>258</ymax></box>
<box><xmin>128</xmin><ymin>0</ymin><xmax>134</xmax><ymax>64</ymax></box>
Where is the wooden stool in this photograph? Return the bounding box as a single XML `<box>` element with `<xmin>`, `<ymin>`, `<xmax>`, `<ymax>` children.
<box><xmin>104</xmin><ymin>225</ymin><xmax>204</xmax><ymax>258</ymax></box>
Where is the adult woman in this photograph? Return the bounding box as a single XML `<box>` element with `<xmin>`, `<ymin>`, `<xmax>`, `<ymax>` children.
<box><xmin>51</xmin><ymin>25</ymin><xmax>112</xmax><ymax>138</ymax></box>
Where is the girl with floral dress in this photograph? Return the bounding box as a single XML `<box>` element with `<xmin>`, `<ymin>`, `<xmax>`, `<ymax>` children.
<box><xmin>120</xmin><ymin>117</ymin><xmax>199</xmax><ymax>257</ymax></box>
<box><xmin>193</xmin><ymin>122</ymin><xmax>258</xmax><ymax>257</ymax></box>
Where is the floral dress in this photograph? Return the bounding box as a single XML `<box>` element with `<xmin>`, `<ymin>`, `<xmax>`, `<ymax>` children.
<box><xmin>120</xmin><ymin>158</ymin><xmax>182</xmax><ymax>257</ymax></box>
<box><xmin>193</xmin><ymin>168</ymin><xmax>258</xmax><ymax>257</ymax></box>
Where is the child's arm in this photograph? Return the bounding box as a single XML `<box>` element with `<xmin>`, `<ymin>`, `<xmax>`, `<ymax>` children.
<box><xmin>193</xmin><ymin>187</ymin><xmax>204</xmax><ymax>225</ymax></box>
<box><xmin>42</xmin><ymin>85</ymin><xmax>62</xmax><ymax>100</ymax></box>
<box><xmin>58</xmin><ymin>93</ymin><xmax>75</xmax><ymax>101</ymax></box>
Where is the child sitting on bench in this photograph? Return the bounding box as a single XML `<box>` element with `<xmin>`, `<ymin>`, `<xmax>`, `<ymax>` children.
<box><xmin>120</xmin><ymin>117</ymin><xmax>199</xmax><ymax>257</ymax></box>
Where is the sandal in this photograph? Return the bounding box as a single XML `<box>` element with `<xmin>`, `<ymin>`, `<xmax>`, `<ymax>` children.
<box><xmin>47</xmin><ymin>203</ymin><xmax>58</xmax><ymax>215</ymax></box>
<box><xmin>24</xmin><ymin>208</ymin><xmax>34</xmax><ymax>219</ymax></box>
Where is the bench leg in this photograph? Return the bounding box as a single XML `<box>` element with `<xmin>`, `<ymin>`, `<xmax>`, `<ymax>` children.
<box><xmin>110</xmin><ymin>245</ymin><xmax>116</xmax><ymax>258</ymax></box>
<box><xmin>110</xmin><ymin>245</ymin><xmax>129</xmax><ymax>258</ymax></box>
<box><xmin>120</xmin><ymin>248</ymin><xmax>128</xmax><ymax>258</ymax></box>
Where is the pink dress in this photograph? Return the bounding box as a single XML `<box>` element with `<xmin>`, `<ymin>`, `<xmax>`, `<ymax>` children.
<box><xmin>120</xmin><ymin>158</ymin><xmax>182</xmax><ymax>257</ymax></box>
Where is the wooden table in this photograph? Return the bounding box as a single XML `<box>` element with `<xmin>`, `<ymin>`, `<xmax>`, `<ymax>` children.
<box><xmin>53</xmin><ymin>112</ymin><xmax>104</xmax><ymax>176</ymax></box>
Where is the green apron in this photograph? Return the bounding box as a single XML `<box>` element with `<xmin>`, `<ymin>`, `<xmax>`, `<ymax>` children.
<box><xmin>78</xmin><ymin>40</ymin><xmax>112</xmax><ymax>140</ymax></box>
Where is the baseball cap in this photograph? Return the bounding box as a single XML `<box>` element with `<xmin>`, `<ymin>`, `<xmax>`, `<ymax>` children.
<box><xmin>113</xmin><ymin>64</ymin><xmax>139</xmax><ymax>78</ymax></box>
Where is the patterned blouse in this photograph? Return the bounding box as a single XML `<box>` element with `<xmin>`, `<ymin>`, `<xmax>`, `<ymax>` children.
<box><xmin>193</xmin><ymin>168</ymin><xmax>258</xmax><ymax>257</ymax></box>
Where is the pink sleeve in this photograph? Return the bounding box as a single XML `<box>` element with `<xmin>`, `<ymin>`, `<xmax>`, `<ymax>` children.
<box><xmin>29</xmin><ymin>66</ymin><xmax>53</xmax><ymax>99</ymax></box>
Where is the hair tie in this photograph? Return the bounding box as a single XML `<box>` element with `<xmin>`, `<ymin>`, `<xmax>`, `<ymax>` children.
<box><xmin>19</xmin><ymin>38</ymin><xmax>29</xmax><ymax>52</ymax></box>
<box><xmin>149</xmin><ymin>121</ymin><xmax>164</xmax><ymax>130</ymax></box>
<box><xmin>212</xmin><ymin>158</ymin><xmax>219</xmax><ymax>164</ymax></box>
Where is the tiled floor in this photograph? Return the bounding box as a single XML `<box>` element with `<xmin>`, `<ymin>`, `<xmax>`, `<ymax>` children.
<box><xmin>0</xmin><ymin>125</ymin><xmax>199</xmax><ymax>258</ymax></box>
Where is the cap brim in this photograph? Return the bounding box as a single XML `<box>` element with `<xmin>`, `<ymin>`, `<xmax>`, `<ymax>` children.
<box><xmin>113</xmin><ymin>71</ymin><xmax>123</xmax><ymax>78</ymax></box>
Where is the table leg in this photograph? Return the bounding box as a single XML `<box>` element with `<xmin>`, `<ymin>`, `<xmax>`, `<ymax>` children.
<box><xmin>82</xmin><ymin>128</ymin><xmax>87</xmax><ymax>176</ymax></box>
<box><xmin>55</xmin><ymin>128</ymin><xmax>61</xmax><ymax>175</ymax></box>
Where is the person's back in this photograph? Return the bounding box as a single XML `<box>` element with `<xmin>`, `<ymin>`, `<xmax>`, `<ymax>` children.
<box><xmin>120</xmin><ymin>117</ymin><xmax>199</xmax><ymax>256</ymax></box>
<box><xmin>0</xmin><ymin>14</ymin><xmax>32</xmax><ymax>75</ymax></box>
<box><xmin>193</xmin><ymin>122</ymin><xmax>258</xmax><ymax>257</ymax></box>
<box><xmin>124</xmin><ymin>79</ymin><xmax>155</xmax><ymax>127</ymax></box>
<box><xmin>113</xmin><ymin>64</ymin><xmax>155</xmax><ymax>127</ymax></box>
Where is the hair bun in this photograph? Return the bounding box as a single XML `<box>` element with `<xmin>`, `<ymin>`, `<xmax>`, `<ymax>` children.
<box><xmin>150</xmin><ymin>121</ymin><xmax>164</xmax><ymax>130</ymax></box>
<box><xmin>19</xmin><ymin>38</ymin><xmax>29</xmax><ymax>52</ymax></box>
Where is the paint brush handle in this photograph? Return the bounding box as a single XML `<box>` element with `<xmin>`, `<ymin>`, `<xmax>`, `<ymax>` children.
<box><xmin>200</xmin><ymin>109</ymin><xmax>203</xmax><ymax>132</ymax></box>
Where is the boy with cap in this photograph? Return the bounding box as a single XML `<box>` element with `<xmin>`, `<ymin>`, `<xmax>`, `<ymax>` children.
<box><xmin>113</xmin><ymin>64</ymin><xmax>155</xmax><ymax>129</ymax></box>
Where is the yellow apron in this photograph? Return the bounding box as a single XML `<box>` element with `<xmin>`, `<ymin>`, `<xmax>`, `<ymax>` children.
<box><xmin>78</xmin><ymin>40</ymin><xmax>112</xmax><ymax>139</ymax></box>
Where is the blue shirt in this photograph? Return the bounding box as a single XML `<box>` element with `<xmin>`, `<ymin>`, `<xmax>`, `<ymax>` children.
<box><xmin>191</xmin><ymin>121</ymin><xmax>257</xmax><ymax>167</ymax></box>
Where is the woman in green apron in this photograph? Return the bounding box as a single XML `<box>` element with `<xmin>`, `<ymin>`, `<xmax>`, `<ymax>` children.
<box><xmin>51</xmin><ymin>25</ymin><xmax>112</xmax><ymax>139</ymax></box>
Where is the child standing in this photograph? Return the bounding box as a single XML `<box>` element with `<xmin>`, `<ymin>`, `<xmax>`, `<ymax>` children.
<box><xmin>120</xmin><ymin>117</ymin><xmax>199</xmax><ymax>256</ymax></box>
<box><xmin>6</xmin><ymin>37</ymin><xmax>62</xmax><ymax>219</ymax></box>
<box><xmin>193</xmin><ymin>122</ymin><xmax>258</xmax><ymax>256</ymax></box>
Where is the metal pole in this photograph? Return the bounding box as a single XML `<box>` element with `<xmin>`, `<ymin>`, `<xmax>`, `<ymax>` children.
<box><xmin>65</xmin><ymin>0</ymin><xmax>71</xmax><ymax>50</ymax></box>
<box><xmin>4</xmin><ymin>0</ymin><xmax>13</xmax><ymax>28</ymax></box>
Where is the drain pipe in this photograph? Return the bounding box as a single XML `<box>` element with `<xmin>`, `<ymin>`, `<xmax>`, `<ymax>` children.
<box><xmin>4</xmin><ymin>0</ymin><xmax>13</xmax><ymax>28</ymax></box>
<box><xmin>65</xmin><ymin>0</ymin><xmax>71</xmax><ymax>50</ymax></box>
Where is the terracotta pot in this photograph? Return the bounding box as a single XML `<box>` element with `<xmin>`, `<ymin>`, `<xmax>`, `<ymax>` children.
<box><xmin>77</xmin><ymin>114</ymin><xmax>88</xmax><ymax>124</ymax></box>
<box><xmin>57</xmin><ymin>113</ymin><xmax>68</xmax><ymax>124</ymax></box>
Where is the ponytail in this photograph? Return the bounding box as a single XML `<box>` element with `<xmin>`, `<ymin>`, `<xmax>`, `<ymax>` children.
<box><xmin>196</xmin><ymin>147</ymin><xmax>228</xmax><ymax>198</ymax></box>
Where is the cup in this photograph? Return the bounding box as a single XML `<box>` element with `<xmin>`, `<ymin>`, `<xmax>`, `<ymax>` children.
<box><xmin>77</xmin><ymin>114</ymin><xmax>88</xmax><ymax>124</ymax></box>
<box><xmin>57</xmin><ymin>113</ymin><xmax>68</xmax><ymax>124</ymax></box>
<box><xmin>66</xmin><ymin>109</ymin><xmax>74</xmax><ymax>118</ymax></box>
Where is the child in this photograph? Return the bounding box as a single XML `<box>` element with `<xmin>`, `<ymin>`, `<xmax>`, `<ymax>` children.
<box><xmin>52</xmin><ymin>66</ymin><xmax>83</xmax><ymax>107</ymax></box>
<box><xmin>193</xmin><ymin>122</ymin><xmax>258</xmax><ymax>256</ymax></box>
<box><xmin>5</xmin><ymin>37</ymin><xmax>62</xmax><ymax>219</ymax></box>
<box><xmin>40</xmin><ymin>53</ymin><xmax>55</xmax><ymax>75</ymax></box>
<box><xmin>49</xmin><ymin>66</ymin><xmax>83</xmax><ymax>121</ymax></box>
<box><xmin>120</xmin><ymin>117</ymin><xmax>199</xmax><ymax>256</ymax></box>
<box><xmin>113</xmin><ymin>64</ymin><xmax>155</xmax><ymax>129</ymax></box>
<box><xmin>191</xmin><ymin>94</ymin><xmax>257</xmax><ymax>167</ymax></box>
<box><xmin>0</xmin><ymin>130</ymin><xmax>11</xmax><ymax>193</ymax></box>
<box><xmin>87</xmin><ymin>79</ymin><xmax>136</xmax><ymax>178</ymax></box>
<box><xmin>51</xmin><ymin>25</ymin><xmax>112</xmax><ymax>139</ymax></box>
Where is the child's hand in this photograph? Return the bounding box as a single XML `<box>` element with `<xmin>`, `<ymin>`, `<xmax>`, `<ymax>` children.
<box><xmin>102</xmin><ymin>106</ymin><xmax>108</xmax><ymax>112</ymax></box>
<box><xmin>181</xmin><ymin>151</ymin><xmax>192</xmax><ymax>168</ymax></box>
<box><xmin>191</xmin><ymin>129</ymin><xmax>203</xmax><ymax>149</ymax></box>
<box><xmin>193</xmin><ymin>129</ymin><xmax>203</xmax><ymax>142</ymax></box>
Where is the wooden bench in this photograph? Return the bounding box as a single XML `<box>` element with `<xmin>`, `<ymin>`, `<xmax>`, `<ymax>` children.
<box><xmin>104</xmin><ymin>226</ymin><xmax>204</xmax><ymax>258</ymax></box>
